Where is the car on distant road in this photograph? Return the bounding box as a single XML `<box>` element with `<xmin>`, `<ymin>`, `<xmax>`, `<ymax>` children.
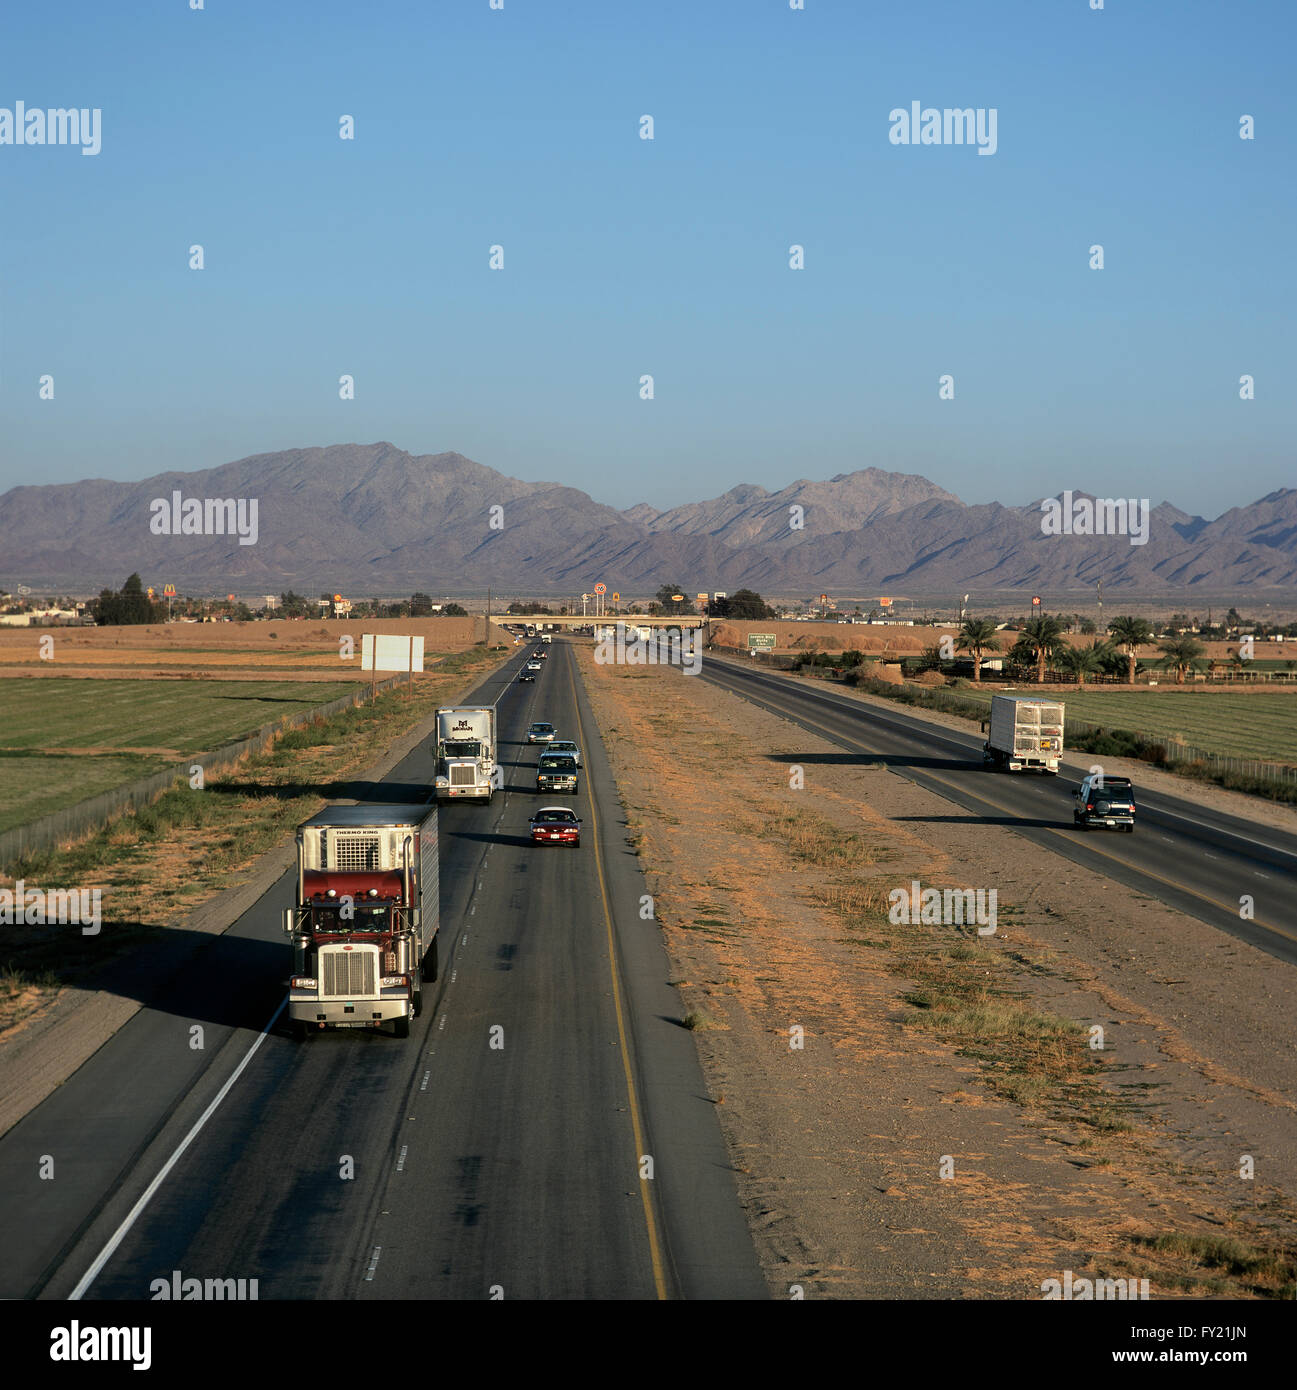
<box><xmin>548</xmin><ymin>739</ymin><xmax>581</xmax><ymax>767</ymax></box>
<box><xmin>518</xmin><ymin>669</ymin><xmax>535</xmax><ymax>682</ymax></box>
<box><xmin>526</xmin><ymin>659</ymin><xmax>542</xmax><ymax>670</ymax></box>
<box><xmin>534</xmin><ymin>649</ymin><xmax>548</xmax><ymax>660</ymax></box>
<box><xmin>527</xmin><ymin>721</ymin><xmax>556</xmax><ymax>744</ymax></box>
<box><xmin>1073</xmin><ymin>774</ymin><xmax>1136</xmax><ymax>832</ymax></box>
<box><xmin>530</xmin><ymin>806</ymin><xmax>581</xmax><ymax>846</ymax></box>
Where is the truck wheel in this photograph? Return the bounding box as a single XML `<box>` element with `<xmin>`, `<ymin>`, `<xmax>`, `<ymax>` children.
<box><xmin>412</xmin><ymin>988</ymin><xmax>423</xmax><ymax>1018</ymax></box>
<box><xmin>392</xmin><ymin>1015</ymin><xmax>411</xmax><ymax>1040</ymax></box>
<box><xmin>423</xmin><ymin>936</ymin><xmax>439</xmax><ymax>984</ymax></box>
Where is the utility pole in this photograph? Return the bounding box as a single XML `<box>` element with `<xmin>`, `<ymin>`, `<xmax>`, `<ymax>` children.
<box><xmin>1097</xmin><ymin>578</ymin><xmax>1103</xmax><ymax>633</ymax></box>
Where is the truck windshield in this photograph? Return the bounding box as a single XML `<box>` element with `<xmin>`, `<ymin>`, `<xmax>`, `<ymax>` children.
<box><xmin>310</xmin><ymin>904</ymin><xmax>395</xmax><ymax>933</ymax></box>
<box><xmin>443</xmin><ymin>740</ymin><xmax>482</xmax><ymax>757</ymax></box>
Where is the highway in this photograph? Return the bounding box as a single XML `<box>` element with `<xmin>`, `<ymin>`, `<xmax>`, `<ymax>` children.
<box><xmin>0</xmin><ymin>640</ymin><xmax>765</xmax><ymax>1300</ymax></box>
<box><xmin>699</xmin><ymin>656</ymin><xmax>1297</xmax><ymax>966</ymax></box>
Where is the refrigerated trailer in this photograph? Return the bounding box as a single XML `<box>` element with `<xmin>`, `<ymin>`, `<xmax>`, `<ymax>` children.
<box><xmin>983</xmin><ymin>694</ymin><xmax>1064</xmax><ymax>773</ymax></box>
<box><xmin>283</xmin><ymin>803</ymin><xmax>438</xmax><ymax>1039</ymax></box>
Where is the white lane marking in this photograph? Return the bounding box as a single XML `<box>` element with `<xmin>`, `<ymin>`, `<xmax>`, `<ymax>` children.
<box><xmin>450</xmin><ymin>969</ymin><xmax>458</xmax><ymax>983</ymax></box>
<box><xmin>470</xmin><ymin>904</ymin><xmax>476</xmax><ymax>915</ymax></box>
<box><xmin>420</xmin><ymin>1070</ymin><xmax>431</xmax><ymax>1092</ymax></box>
<box><xmin>396</xmin><ymin>1146</ymin><xmax>408</xmax><ymax>1172</ymax></box>
<box><xmin>461</xmin><ymin>934</ymin><xmax>468</xmax><ymax>945</ymax></box>
<box><xmin>70</xmin><ymin>995</ymin><xmax>288</xmax><ymax>1300</ymax></box>
<box><xmin>1255</xmin><ymin>872</ymin><xmax>1270</xmax><ymax>879</ymax></box>
<box><xmin>438</xmin><ymin>1014</ymin><xmax>447</xmax><ymax>1032</ymax></box>
<box><xmin>365</xmin><ymin>1246</ymin><xmax>382</xmax><ymax>1281</ymax></box>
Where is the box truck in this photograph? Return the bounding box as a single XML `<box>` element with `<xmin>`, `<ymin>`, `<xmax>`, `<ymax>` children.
<box><xmin>983</xmin><ymin>694</ymin><xmax>1064</xmax><ymax>773</ymax></box>
<box><xmin>433</xmin><ymin>705</ymin><xmax>497</xmax><ymax>801</ymax></box>
<box><xmin>283</xmin><ymin>803</ymin><xmax>438</xmax><ymax>1039</ymax></box>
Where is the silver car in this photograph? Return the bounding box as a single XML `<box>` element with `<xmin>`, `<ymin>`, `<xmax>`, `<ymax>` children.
<box><xmin>547</xmin><ymin>739</ymin><xmax>582</xmax><ymax>767</ymax></box>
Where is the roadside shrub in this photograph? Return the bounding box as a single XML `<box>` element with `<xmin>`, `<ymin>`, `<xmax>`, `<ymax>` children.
<box><xmin>916</xmin><ymin>669</ymin><xmax>947</xmax><ymax>687</ymax></box>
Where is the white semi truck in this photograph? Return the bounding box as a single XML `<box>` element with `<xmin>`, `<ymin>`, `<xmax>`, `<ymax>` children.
<box><xmin>983</xmin><ymin>694</ymin><xmax>1064</xmax><ymax>773</ymax></box>
<box><xmin>283</xmin><ymin>803</ymin><xmax>438</xmax><ymax>1039</ymax></box>
<box><xmin>433</xmin><ymin>705</ymin><xmax>497</xmax><ymax>801</ymax></box>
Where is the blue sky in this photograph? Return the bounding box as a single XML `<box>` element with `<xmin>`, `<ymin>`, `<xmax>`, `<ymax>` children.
<box><xmin>1</xmin><ymin>0</ymin><xmax>1293</xmax><ymax>516</ymax></box>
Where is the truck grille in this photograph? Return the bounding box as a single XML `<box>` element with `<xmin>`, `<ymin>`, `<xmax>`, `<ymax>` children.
<box><xmin>321</xmin><ymin>947</ymin><xmax>377</xmax><ymax>997</ymax></box>
<box><xmin>450</xmin><ymin>765</ymin><xmax>478</xmax><ymax>786</ymax></box>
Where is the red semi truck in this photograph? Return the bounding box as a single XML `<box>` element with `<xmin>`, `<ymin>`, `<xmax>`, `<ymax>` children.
<box><xmin>283</xmin><ymin>803</ymin><xmax>438</xmax><ymax>1039</ymax></box>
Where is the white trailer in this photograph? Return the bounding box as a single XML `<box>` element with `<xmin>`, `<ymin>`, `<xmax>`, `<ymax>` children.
<box><xmin>983</xmin><ymin>694</ymin><xmax>1064</xmax><ymax>773</ymax></box>
<box><xmin>283</xmin><ymin>803</ymin><xmax>438</xmax><ymax>1039</ymax></box>
<box><xmin>433</xmin><ymin>706</ymin><xmax>497</xmax><ymax>801</ymax></box>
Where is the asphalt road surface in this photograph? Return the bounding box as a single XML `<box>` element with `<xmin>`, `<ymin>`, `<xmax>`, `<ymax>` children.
<box><xmin>700</xmin><ymin>656</ymin><xmax>1297</xmax><ymax>965</ymax></box>
<box><xmin>0</xmin><ymin>641</ymin><xmax>766</xmax><ymax>1300</ymax></box>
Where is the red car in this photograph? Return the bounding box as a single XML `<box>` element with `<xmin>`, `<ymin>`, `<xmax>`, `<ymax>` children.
<box><xmin>530</xmin><ymin>806</ymin><xmax>581</xmax><ymax>846</ymax></box>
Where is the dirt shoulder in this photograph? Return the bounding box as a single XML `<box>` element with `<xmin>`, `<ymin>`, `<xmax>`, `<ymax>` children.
<box><xmin>580</xmin><ymin>652</ymin><xmax>1297</xmax><ymax>1299</ymax></box>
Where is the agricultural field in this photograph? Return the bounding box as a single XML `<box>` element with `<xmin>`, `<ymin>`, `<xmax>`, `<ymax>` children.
<box><xmin>0</xmin><ymin>616</ymin><xmax>497</xmax><ymax>834</ymax></box>
<box><xmin>0</xmin><ymin>615</ymin><xmax>487</xmax><ymax>679</ymax></box>
<box><xmin>955</xmin><ymin>687</ymin><xmax>1297</xmax><ymax>764</ymax></box>
<box><xmin>0</xmin><ymin>679</ymin><xmax>362</xmax><ymax>833</ymax></box>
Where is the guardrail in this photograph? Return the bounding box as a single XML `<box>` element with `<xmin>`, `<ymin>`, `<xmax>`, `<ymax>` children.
<box><xmin>0</xmin><ymin>678</ymin><xmax>404</xmax><ymax>870</ymax></box>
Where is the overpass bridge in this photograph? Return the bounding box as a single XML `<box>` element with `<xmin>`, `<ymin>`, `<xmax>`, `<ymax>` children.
<box><xmin>494</xmin><ymin>614</ymin><xmax>706</xmax><ymax>631</ymax></box>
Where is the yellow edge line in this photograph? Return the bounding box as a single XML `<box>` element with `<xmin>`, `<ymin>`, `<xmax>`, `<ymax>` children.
<box><xmin>718</xmin><ymin>666</ymin><xmax>1297</xmax><ymax>946</ymax></box>
<box><xmin>568</xmin><ymin>651</ymin><xmax>670</xmax><ymax>1299</ymax></box>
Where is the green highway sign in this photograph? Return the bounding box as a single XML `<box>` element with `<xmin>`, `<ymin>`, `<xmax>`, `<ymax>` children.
<box><xmin>747</xmin><ymin>633</ymin><xmax>776</xmax><ymax>650</ymax></box>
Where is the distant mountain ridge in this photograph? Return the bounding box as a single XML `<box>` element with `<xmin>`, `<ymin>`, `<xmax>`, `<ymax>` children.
<box><xmin>2</xmin><ymin>442</ymin><xmax>1294</xmax><ymax>595</ymax></box>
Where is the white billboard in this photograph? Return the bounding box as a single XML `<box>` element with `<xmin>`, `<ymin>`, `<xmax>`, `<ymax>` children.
<box><xmin>362</xmin><ymin>633</ymin><xmax>425</xmax><ymax>673</ymax></box>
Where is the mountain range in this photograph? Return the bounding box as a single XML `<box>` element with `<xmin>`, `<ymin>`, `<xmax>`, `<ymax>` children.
<box><xmin>3</xmin><ymin>442</ymin><xmax>1295</xmax><ymax>596</ymax></box>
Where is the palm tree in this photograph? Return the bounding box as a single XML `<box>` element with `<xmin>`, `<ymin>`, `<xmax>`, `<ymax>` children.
<box><xmin>957</xmin><ymin>618</ymin><xmax>1000</xmax><ymax>682</ymax></box>
<box><xmin>1107</xmin><ymin>616</ymin><xmax>1154</xmax><ymax>684</ymax></box>
<box><xmin>1157</xmin><ymin>636</ymin><xmax>1205</xmax><ymax>685</ymax></box>
<box><xmin>1021</xmin><ymin>615</ymin><xmax>1064</xmax><ymax>683</ymax></box>
<box><xmin>1055</xmin><ymin>641</ymin><xmax>1108</xmax><ymax>688</ymax></box>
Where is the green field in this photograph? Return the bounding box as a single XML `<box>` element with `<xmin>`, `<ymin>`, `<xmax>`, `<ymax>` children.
<box><xmin>0</xmin><ymin>679</ymin><xmax>362</xmax><ymax>833</ymax></box>
<box><xmin>957</xmin><ymin>688</ymin><xmax>1297</xmax><ymax>763</ymax></box>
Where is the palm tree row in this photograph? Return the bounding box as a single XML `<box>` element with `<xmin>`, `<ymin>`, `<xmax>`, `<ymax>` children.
<box><xmin>954</xmin><ymin>613</ymin><xmax>1203</xmax><ymax>685</ymax></box>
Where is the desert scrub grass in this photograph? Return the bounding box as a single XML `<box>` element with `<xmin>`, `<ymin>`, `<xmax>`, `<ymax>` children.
<box><xmin>1126</xmin><ymin>1233</ymin><xmax>1297</xmax><ymax>1298</ymax></box>
<box><xmin>904</xmin><ymin>992</ymin><xmax>1080</xmax><ymax>1044</ymax></box>
<box><xmin>683</xmin><ymin>1009</ymin><xmax>726</xmax><ymax>1031</ymax></box>
<box><xmin>754</xmin><ymin>805</ymin><xmax>875</xmax><ymax>868</ymax></box>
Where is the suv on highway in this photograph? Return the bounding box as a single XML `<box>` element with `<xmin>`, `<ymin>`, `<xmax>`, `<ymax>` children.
<box><xmin>527</xmin><ymin>721</ymin><xmax>556</xmax><ymax>744</ymax></box>
<box><xmin>1073</xmin><ymin>774</ymin><xmax>1136</xmax><ymax>832</ymax></box>
<box><xmin>536</xmin><ymin>753</ymin><xmax>579</xmax><ymax>794</ymax></box>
